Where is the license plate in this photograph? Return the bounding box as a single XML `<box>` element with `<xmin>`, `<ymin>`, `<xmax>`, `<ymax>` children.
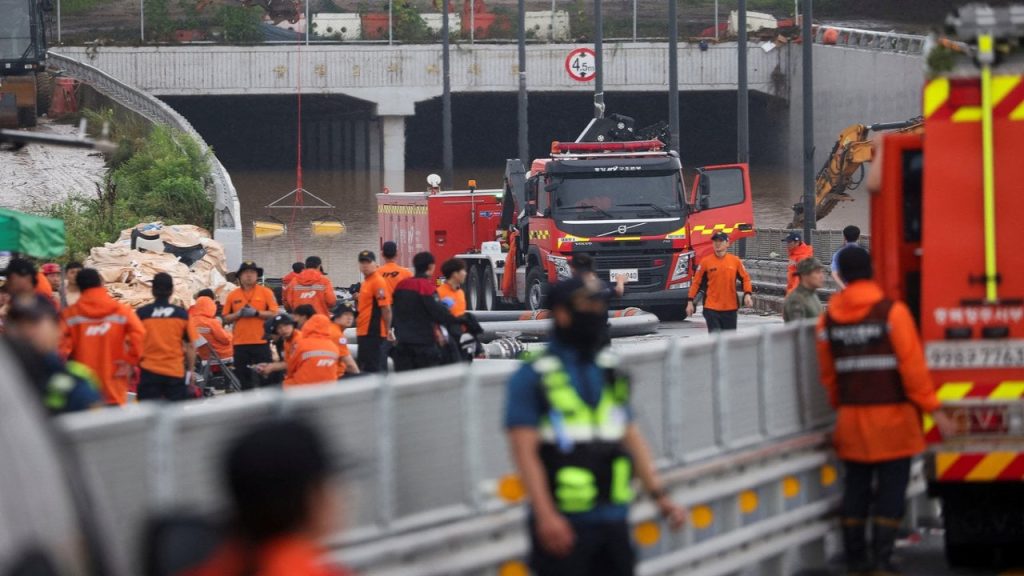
<box><xmin>610</xmin><ymin>269</ymin><xmax>639</xmax><ymax>283</ymax></box>
<box><xmin>943</xmin><ymin>406</ymin><xmax>1010</xmax><ymax>435</ymax></box>
<box><xmin>926</xmin><ymin>340</ymin><xmax>1024</xmax><ymax>369</ymax></box>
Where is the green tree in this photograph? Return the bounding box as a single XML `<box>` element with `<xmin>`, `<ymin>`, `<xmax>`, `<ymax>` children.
<box><xmin>42</xmin><ymin>125</ymin><xmax>215</xmax><ymax>263</ymax></box>
<box><xmin>217</xmin><ymin>5</ymin><xmax>264</xmax><ymax>43</ymax></box>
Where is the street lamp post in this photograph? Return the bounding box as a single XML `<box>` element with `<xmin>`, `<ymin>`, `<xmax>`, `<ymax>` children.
<box><xmin>801</xmin><ymin>0</ymin><xmax>815</xmax><ymax>241</ymax></box>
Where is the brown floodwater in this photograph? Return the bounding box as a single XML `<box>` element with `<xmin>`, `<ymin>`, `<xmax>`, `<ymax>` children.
<box><xmin>233</xmin><ymin>163</ymin><xmax>868</xmax><ymax>287</ymax></box>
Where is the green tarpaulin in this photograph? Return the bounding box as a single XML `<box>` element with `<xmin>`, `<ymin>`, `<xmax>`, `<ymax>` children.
<box><xmin>0</xmin><ymin>208</ymin><xmax>66</xmax><ymax>259</ymax></box>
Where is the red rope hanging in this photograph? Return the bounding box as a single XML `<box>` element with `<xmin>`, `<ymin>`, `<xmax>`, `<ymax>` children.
<box><xmin>289</xmin><ymin>37</ymin><xmax>304</xmax><ymax>262</ymax></box>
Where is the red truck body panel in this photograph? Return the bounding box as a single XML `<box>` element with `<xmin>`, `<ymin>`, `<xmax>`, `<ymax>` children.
<box><xmin>377</xmin><ymin>191</ymin><xmax>503</xmax><ymax>271</ymax></box>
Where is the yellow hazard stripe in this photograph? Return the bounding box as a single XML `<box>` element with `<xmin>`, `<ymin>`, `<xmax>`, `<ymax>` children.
<box><xmin>924</xmin><ymin>382</ymin><xmax>974</xmax><ymax>434</ymax></box>
<box><xmin>991</xmin><ymin>381</ymin><xmax>1024</xmax><ymax>399</ymax></box>
<box><xmin>924</xmin><ymin>78</ymin><xmax>950</xmax><ymax>118</ymax></box>
<box><xmin>1011</xmin><ymin>101</ymin><xmax>1024</xmax><ymax>121</ymax></box>
<box><xmin>378</xmin><ymin>204</ymin><xmax>428</xmax><ymax>215</ymax></box>
<box><xmin>691</xmin><ymin>223</ymin><xmax>746</xmax><ymax>235</ymax></box>
<box><xmin>935</xmin><ymin>452</ymin><xmax>959</xmax><ymax>478</ymax></box>
<box><xmin>966</xmin><ymin>452</ymin><xmax>1018</xmax><ymax>481</ymax></box>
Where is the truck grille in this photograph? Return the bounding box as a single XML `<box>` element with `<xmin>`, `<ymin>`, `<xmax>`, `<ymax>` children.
<box><xmin>592</xmin><ymin>252</ymin><xmax>669</xmax><ymax>292</ymax></box>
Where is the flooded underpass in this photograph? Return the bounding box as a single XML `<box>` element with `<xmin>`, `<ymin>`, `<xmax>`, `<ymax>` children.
<box><xmin>163</xmin><ymin>90</ymin><xmax>870</xmax><ymax>286</ymax></box>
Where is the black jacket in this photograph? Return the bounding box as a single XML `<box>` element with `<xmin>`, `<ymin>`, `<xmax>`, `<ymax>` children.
<box><xmin>392</xmin><ymin>276</ymin><xmax>459</xmax><ymax>346</ymax></box>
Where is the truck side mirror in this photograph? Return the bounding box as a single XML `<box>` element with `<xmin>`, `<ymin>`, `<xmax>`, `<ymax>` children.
<box><xmin>697</xmin><ymin>174</ymin><xmax>711</xmax><ymax>210</ymax></box>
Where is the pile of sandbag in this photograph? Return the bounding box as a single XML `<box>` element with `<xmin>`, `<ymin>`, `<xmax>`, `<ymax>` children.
<box><xmin>84</xmin><ymin>222</ymin><xmax>235</xmax><ymax>309</ymax></box>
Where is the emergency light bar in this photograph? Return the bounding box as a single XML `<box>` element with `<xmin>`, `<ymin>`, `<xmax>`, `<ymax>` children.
<box><xmin>551</xmin><ymin>139</ymin><xmax>665</xmax><ymax>155</ymax></box>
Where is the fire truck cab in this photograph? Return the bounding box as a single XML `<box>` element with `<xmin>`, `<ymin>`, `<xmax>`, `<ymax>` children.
<box><xmin>378</xmin><ymin>133</ymin><xmax>754</xmax><ymax>316</ymax></box>
<box><xmin>871</xmin><ymin>4</ymin><xmax>1024</xmax><ymax>566</ymax></box>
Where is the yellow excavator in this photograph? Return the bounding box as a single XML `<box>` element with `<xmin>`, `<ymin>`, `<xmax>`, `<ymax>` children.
<box><xmin>789</xmin><ymin>116</ymin><xmax>923</xmax><ymax>228</ymax></box>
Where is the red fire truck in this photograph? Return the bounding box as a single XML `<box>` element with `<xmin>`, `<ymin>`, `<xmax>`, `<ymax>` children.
<box><xmin>378</xmin><ymin>123</ymin><xmax>755</xmax><ymax>316</ymax></box>
<box><xmin>871</xmin><ymin>5</ymin><xmax>1024</xmax><ymax>566</ymax></box>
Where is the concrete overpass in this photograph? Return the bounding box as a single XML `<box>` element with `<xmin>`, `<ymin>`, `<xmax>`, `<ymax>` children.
<box><xmin>53</xmin><ymin>40</ymin><xmax>924</xmax><ymax>194</ymax></box>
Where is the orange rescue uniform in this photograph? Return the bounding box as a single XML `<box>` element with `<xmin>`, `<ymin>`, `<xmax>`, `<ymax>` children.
<box><xmin>137</xmin><ymin>300</ymin><xmax>197</xmax><ymax>378</ymax></box>
<box><xmin>687</xmin><ymin>252</ymin><xmax>752</xmax><ymax>311</ymax></box>
<box><xmin>436</xmin><ymin>283</ymin><xmax>466</xmax><ymax>316</ymax></box>
<box><xmin>60</xmin><ymin>287</ymin><xmax>146</xmax><ymax>404</ymax></box>
<box><xmin>327</xmin><ymin>323</ymin><xmax>353</xmax><ymax>378</ymax></box>
<box><xmin>285</xmin><ymin>269</ymin><xmax>337</xmax><ymax>316</ymax></box>
<box><xmin>377</xmin><ymin>261</ymin><xmax>413</xmax><ymax>296</ymax></box>
<box><xmin>816</xmin><ymin>280</ymin><xmax>941</xmax><ymax>462</ymax></box>
<box><xmin>285</xmin><ymin>315</ymin><xmax>339</xmax><ymax>386</ymax></box>
<box><xmin>223</xmin><ymin>285</ymin><xmax>278</xmax><ymax>345</ymax></box>
<box><xmin>189</xmin><ymin>296</ymin><xmax>233</xmax><ymax>361</ymax></box>
<box><xmin>357</xmin><ymin>271</ymin><xmax>392</xmax><ymax>338</ymax></box>
<box><xmin>186</xmin><ymin>536</ymin><xmax>352</xmax><ymax>576</ymax></box>
<box><xmin>36</xmin><ymin>272</ymin><xmax>60</xmax><ymax>310</ymax></box>
<box><xmin>786</xmin><ymin>242</ymin><xmax>814</xmax><ymax>294</ymax></box>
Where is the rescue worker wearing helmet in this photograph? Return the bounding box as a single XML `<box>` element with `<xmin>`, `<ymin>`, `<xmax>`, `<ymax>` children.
<box><xmin>505</xmin><ymin>277</ymin><xmax>686</xmax><ymax>576</ymax></box>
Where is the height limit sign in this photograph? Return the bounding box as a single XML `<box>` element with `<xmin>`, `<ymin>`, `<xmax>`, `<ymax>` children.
<box><xmin>565</xmin><ymin>48</ymin><xmax>597</xmax><ymax>82</ymax></box>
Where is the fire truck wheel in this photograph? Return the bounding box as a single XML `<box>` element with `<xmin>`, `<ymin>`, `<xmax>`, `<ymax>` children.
<box><xmin>479</xmin><ymin>265</ymin><xmax>496</xmax><ymax>311</ymax></box>
<box><xmin>526</xmin><ymin>266</ymin><xmax>549</xmax><ymax>311</ymax></box>
<box><xmin>466</xmin><ymin>266</ymin><xmax>482</xmax><ymax>310</ymax></box>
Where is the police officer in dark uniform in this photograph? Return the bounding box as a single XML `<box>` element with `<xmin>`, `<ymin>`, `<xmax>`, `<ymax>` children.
<box><xmin>505</xmin><ymin>277</ymin><xmax>686</xmax><ymax>576</ymax></box>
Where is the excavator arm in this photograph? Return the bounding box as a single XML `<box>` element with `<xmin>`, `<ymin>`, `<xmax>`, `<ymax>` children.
<box><xmin>789</xmin><ymin>117</ymin><xmax>922</xmax><ymax>228</ymax></box>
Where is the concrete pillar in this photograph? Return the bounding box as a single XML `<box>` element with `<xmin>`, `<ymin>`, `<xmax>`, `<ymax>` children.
<box><xmin>331</xmin><ymin>119</ymin><xmax>343</xmax><ymax>169</ymax></box>
<box><xmin>354</xmin><ymin>118</ymin><xmax>368</xmax><ymax>170</ymax></box>
<box><xmin>381</xmin><ymin>114</ymin><xmax>407</xmax><ymax>193</ymax></box>
<box><xmin>368</xmin><ymin>118</ymin><xmax>382</xmax><ymax>181</ymax></box>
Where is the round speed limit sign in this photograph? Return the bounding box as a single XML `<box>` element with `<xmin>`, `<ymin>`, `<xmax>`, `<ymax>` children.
<box><xmin>565</xmin><ymin>48</ymin><xmax>597</xmax><ymax>82</ymax></box>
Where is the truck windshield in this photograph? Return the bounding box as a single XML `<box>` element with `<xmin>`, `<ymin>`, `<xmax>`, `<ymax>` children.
<box><xmin>550</xmin><ymin>171</ymin><xmax>684</xmax><ymax>221</ymax></box>
<box><xmin>0</xmin><ymin>1</ymin><xmax>33</xmax><ymax>63</ymax></box>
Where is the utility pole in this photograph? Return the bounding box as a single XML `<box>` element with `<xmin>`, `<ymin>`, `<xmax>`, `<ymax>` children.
<box><xmin>801</xmin><ymin>0</ymin><xmax>815</xmax><ymax>241</ymax></box>
<box><xmin>442</xmin><ymin>0</ymin><xmax>454</xmax><ymax>188</ymax></box>
<box><xmin>668</xmin><ymin>0</ymin><xmax>679</xmax><ymax>151</ymax></box>
<box><xmin>517</xmin><ymin>0</ymin><xmax>529</xmax><ymax>162</ymax></box>
<box><xmin>737</xmin><ymin>0</ymin><xmax>749</xmax><ymax>163</ymax></box>
<box><xmin>593</xmin><ymin>0</ymin><xmax>604</xmax><ymax>118</ymax></box>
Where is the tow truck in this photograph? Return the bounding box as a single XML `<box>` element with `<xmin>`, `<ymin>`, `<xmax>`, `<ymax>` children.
<box><xmin>870</xmin><ymin>4</ymin><xmax>1024</xmax><ymax>566</ymax></box>
<box><xmin>378</xmin><ymin>116</ymin><xmax>755</xmax><ymax>316</ymax></box>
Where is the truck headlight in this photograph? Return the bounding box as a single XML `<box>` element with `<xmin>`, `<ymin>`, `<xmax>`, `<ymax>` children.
<box><xmin>548</xmin><ymin>254</ymin><xmax>572</xmax><ymax>280</ymax></box>
<box><xmin>671</xmin><ymin>252</ymin><xmax>693</xmax><ymax>281</ymax></box>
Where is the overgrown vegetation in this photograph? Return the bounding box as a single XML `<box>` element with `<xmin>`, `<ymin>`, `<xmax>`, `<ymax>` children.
<box><xmin>217</xmin><ymin>5</ymin><xmax>264</xmax><ymax>42</ymax></box>
<box><xmin>391</xmin><ymin>0</ymin><xmax>433</xmax><ymax>42</ymax></box>
<box><xmin>42</xmin><ymin>124</ymin><xmax>214</xmax><ymax>263</ymax></box>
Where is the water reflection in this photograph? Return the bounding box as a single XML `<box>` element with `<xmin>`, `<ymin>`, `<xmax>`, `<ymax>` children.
<box><xmin>231</xmin><ymin>163</ymin><xmax>868</xmax><ymax>285</ymax></box>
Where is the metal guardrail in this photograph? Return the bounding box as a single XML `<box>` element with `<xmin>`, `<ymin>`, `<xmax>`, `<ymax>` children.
<box><xmin>57</xmin><ymin>320</ymin><xmax>835</xmax><ymax>573</ymax></box>
<box><xmin>45</xmin><ymin>51</ymin><xmax>241</xmax><ymax>238</ymax></box>
<box><xmin>734</xmin><ymin>227</ymin><xmax>871</xmax><ymax>264</ymax></box>
<box><xmin>814</xmin><ymin>25</ymin><xmax>927</xmax><ymax>55</ymax></box>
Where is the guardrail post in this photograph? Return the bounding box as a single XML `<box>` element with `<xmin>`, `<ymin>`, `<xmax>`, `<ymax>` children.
<box><xmin>757</xmin><ymin>326</ymin><xmax>771</xmax><ymax>439</ymax></box>
<box><xmin>712</xmin><ymin>333</ymin><xmax>728</xmax><ymax>450</ymax></box>
<box><xmin>150</xmin><ymin>406</ymin><xmax>176</xmax><ymax>511</ymax></box>
<box><xmin>795</xmin><ymin>323</ymin><xmax>814</xmax><ymax>428</ymax></box>
<box><xmin>462</xmin><ymin>365</ymin><xmax>484</xmax><ymax>511</ymax></box>
<box><xmin>664</xmin><ymin>337</ymin><xmax>685</xmax><ymax>464</ymax></box>
<box><xmin>375</xmin><ymin>375</ymin><xmax>396</xmax><ymax>529</ymax></box>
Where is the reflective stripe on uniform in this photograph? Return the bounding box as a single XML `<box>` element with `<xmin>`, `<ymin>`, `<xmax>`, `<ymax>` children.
<box><xmin>300</xmin><ymin>350</ymin><xmax>339</xmax><ymax>361</ymax></box>
<box><xmin>834</xmin><ymin>355</ymin><xmax>899</xmax><ymax>373</ymax></box>
<box><xmin>65</xmin><ymin>313</ymin><xmax>128</xmax><ymax>327</ymax></box>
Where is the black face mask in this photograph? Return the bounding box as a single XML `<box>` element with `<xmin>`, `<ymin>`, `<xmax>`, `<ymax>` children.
<box><xmin>557</xmin><ymin>310</ymin><xmax>608</xmax><ymax>357</ymax></box>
